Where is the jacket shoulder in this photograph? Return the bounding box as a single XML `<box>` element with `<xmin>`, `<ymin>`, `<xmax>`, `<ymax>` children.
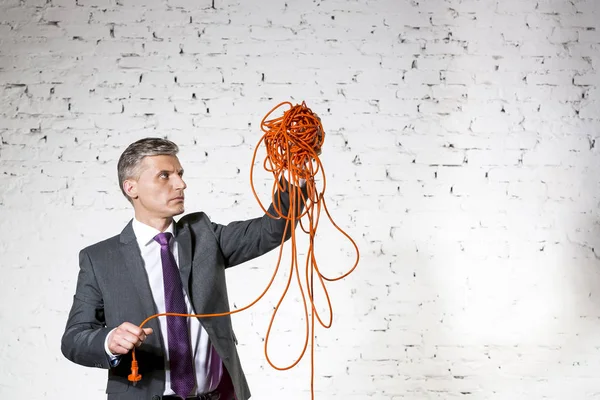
<box><xmin>176</xmin><ymin>211</ymin><xmax>212</xmax><ymax>228</ymax></box>
<box><xmin>80</xmin><ymin>233</ymin><xmax>121</xmax><ymax>258</ymax></box>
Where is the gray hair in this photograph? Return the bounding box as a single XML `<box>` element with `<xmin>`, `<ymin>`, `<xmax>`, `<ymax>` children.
<box><xmin>117</xmin><ymin>137</ymin><xmax>179</xmax><ymax>201</ymax></box>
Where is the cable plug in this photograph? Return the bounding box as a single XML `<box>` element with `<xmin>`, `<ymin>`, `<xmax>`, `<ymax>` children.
<box><xmin>128</xmin><ymin>359</ymin><xmax>142</xmax><ymax>386</ymax></box>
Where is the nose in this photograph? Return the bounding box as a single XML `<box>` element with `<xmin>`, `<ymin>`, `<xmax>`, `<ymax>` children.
<box><xmin>174</xmin><ymin>174</ymin><xmax>187</xmax><ymax>191</ymax></box>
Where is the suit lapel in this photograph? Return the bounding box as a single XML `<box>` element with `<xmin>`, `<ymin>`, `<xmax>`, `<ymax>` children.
<box><xmin>175</xmin><ymin>219</ymin><xmax>213</xmax><ymax>317</ymax></box>
<box><xmin>175</xmin><ymin>221</ymin><xmax>215</xmax><ymax>334</ymax></box>
<box><xmin>119</xmin><ymin>220</ymin><xmax>159</xmax><ymax>321</ymax></box>
<box><xmin>174</xmin><ymin>223</ymin><xmax>193</xmax><ymax>299</ymax></box>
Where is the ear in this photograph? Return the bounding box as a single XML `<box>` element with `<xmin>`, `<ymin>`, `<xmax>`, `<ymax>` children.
<box><xmin>123</xmin><ymin>179</ymin><xmax>138</xmax><ymax>200</ymax></box>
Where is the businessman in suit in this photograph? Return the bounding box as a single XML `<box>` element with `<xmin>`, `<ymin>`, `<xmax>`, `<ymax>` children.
<box><xmin>61</xmin><ymin>137</ymin><xmax>308</xmax><ymax>400</ymax></box>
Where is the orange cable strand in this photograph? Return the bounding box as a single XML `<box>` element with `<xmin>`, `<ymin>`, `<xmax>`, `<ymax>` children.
<box><xmin>129</xmin><ymin>101</ymin><xmax>360</xmax><ymax>400</ymax></box>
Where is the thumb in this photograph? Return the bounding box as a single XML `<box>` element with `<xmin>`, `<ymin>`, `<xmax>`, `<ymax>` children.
<box><xmin>143</xmin><ymin>327</ymin><xmax>154</xmax><ymax>335</ymax></box>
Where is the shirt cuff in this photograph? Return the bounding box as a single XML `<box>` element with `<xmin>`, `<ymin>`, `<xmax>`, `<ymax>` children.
<box><xmin>104</xmin><ymin>328</ymin><xmax>122</xmax><ymax>367</ymax></box>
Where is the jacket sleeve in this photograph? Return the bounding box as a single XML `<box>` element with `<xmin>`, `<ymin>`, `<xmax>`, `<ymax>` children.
<box><xmin>211</xmin><ymin>177</ymin><xmax>309</xmax><ymax>268</ymax></box>
<box><xmin>61</xmin><ymin>248</ymin><xmax>112</xmax><ymax>369</ymax></box>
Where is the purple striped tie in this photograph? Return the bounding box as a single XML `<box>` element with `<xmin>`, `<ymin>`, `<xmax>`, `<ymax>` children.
<box><xmin>154</xmin><ymin>232</ymin><xmax>195</xmax><ymax>399</ymax></box>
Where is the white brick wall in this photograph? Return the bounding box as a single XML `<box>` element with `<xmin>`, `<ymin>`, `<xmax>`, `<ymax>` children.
<box><xmin>1</xmin><ymin>0</ymin><xmax>599</xmax><ymax>398</ymax></box>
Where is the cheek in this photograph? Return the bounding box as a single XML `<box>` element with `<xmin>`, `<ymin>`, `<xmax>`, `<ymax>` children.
<box><xmin>139</xmin><ymin>183</ymin><xmax>167</xmax><ymax>202</ymax></box>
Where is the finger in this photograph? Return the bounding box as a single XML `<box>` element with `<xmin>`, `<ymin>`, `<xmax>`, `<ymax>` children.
<box><xmin>113</xmin><ymin>328</ymin><xmax>137</xmax><ymax>344</ymax></box>
<box><xmin>118</xmin><ymin>337</ymin><xmax>137</xmax><ymax>351</ymax></box>
<box><xmin>125</xmin><ymin>332</ymin><xmax>144</xmax><ymax>347</ymax></box>
<box><xmin>109</xmin><ymin>339</ymin><xmax>133</xmax><ymax>355</ymax></box>
<box><xmin>112</xmin><ymin>344</ymin><xmax>131</xmax><ymax>355</ymax></box>
<box><xmin>114</xmin><ymin>331</ymin><xmax>143</xmax><ymax>349</ymax></box>
<box><xmin>119</xmin><ymin>322</ymin><xmax>144</xmax><ymax>336</ymax></box>
<box><xmin>131</xmin><ymin>327</ymin><xmax>153</xmax><ymax>343</ymax></box>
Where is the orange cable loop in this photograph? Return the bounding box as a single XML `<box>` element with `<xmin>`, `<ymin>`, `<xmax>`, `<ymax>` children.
<box><xmin>129</xmin><ymin>101</ymin><xmax>360</xmax><ymax>400</ymax></box>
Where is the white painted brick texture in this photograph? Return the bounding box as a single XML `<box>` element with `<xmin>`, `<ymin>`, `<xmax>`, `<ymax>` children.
<box><xmin>1</xmin><ymin>0</ymin><xmax>599</xmax><ymax>399</ymax></box>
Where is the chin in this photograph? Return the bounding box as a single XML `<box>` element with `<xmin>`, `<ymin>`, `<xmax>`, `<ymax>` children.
<box><xmin>173</xmin><ymin>206</ymin><xmax>185</xmax><ymax>216</ymax></box>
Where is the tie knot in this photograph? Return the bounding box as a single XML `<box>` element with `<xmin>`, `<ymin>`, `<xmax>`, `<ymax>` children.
<box><xmin>154</xmin><ymin>232</ymin><xmax>173</xmax><ymax>247</ymax></box>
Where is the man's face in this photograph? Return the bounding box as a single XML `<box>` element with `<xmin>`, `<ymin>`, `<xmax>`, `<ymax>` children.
<box><xmin>125</xmin><ymin>155</ymin><xmax>187</xmax><ymax>219</ymax></box>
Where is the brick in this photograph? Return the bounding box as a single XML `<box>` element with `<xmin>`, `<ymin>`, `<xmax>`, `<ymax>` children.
<box><xmin>77</xmin><ymin>0</ymin><xmax>111</xmax><ymax>6</ymax></box>
<box><xmin>166</xmin><ymin>0</ymin><xmax>211</xmax><ymax>8</ymax></box>
<box><xmin>467</xmin><ymin>149</ymin><xmax>523</xmax><ymax>166</ymax></box>
<box><xmin>536</xmin><ymin>0</ymin><xmax>577</xmax><ymax>14</ymax></box>
<box><xmin>424</xmin><ymin>41</ymin><xmax>468</xmax><ymax>56</ymax></box>
<box><xmin>497</xmin><ymin>0</ymin><xmax>538</xmax><ymax>13</ymax></box>
<box><xmin>445</xmin><ymin>70</ymin><xmax>474</xmax><ymax>85</ymax></box>
<box><xmin>42</xmin><ymin>7</ymin><xmax>92</xmax><ymax>24</ymax></box>
<box><xmin>568</xmin><ymin>42</ymin><xmax>600</xmax><ymax>58</ymax></box>
<box><xmin>543</xmin><ymin>56</ymin><xmax>593</xmax><ymax>72</ymax></box>
<box><xmin>92</xmin><ymin>8</ymin><xmax>145</xmax><ymax>24</ymax></box>
<box><xmin>574</xmin><ymin>0</ymin><xmax>600</xmax><ymax>13</ymax></box>
<box><xmin>69</xmin><ymin>96</ymin><xmax>123</xmax><ymax>114</ymax></box>
<box><xmin>144</xmin><ymin>9</ymin><xmax>190</xmax><ymax>24</ymax></box>
<box><xmin>16</xmin><ymin>97</ymin><xmax>68</xmax><ymax>115</ymax></box>
<box><xmin>468</xmin><ymin>40</ymin><xmax>521</xmax><ymax>57</ymax></box>
<box><xmin>448</xmin><ymin>55</ymin><xmax>499</xmax><ymax>73</ymax></box>
<box><xmin>474</xmin><ymin>71</ymin><xmax>527</xmax><ymax>86</ymax></box>
<box><xmin>470</xmin><ymin>116</ymin><xmax>514</xmax><ymax>134</ymax></box>
<box><xmin>1</xmin><ymin>6</ymin><xmax>42</xmax><ymax>23</ymax></box>
<box><xmin>404</xmin><ymin>69</ymin><xmax>441</xmax><ymax>85</ymax></box>
<box><xmin>526</xmin><ymin>71</ymin><xmax>573</xmax><ymax>85</ymax></box>
<box><xmin>112</xmin><ymin>24</ymin><xmax>151</xmax><ymax>39</ymax></box>
<box><xmin>13</xmin><ymin>21</ymin><xmax>65</xmax><ymax>38</ymax></box>
<box><xmin>579</xmin><ymin>101</ymin><xmax>600</xmax><ymax>118</ymax></box>
<box><xmin>579</xmin><ymin>28</ymin><xmax>600</xmax><ymax>43</ymax></box>
<box><xmin>574</xmin><ymin>73</ymin><xmax>599</xmax><ymax>86</ymax></box>
<box><xmin>549</xmin><ymin>27</ymin><xmax>579</xmax><ymax>44</ymax></box>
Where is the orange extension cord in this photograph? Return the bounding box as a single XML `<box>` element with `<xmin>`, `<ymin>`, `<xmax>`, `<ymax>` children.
<box><xmin>128</xmin><ymin>101</ymin><xmax>360</xmax><ymax>399</ymax></box>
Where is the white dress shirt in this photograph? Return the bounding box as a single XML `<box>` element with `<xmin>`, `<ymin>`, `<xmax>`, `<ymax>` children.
<box><xmin>105</xmin><ymin>218</ymin><xmax>223</xmax><ymax>396</ymax></box>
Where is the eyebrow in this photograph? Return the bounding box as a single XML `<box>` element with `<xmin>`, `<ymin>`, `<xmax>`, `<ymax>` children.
<box><xmin>157</xmin><ymin>168</ymin><xmax>184</xmax><ymax>175</ymax></box>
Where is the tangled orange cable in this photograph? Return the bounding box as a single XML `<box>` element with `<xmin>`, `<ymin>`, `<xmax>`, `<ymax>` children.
<box><xmin>129</xmin><ymin>101</ymin><xmax>360</xmax><ymax>400</ymax></box>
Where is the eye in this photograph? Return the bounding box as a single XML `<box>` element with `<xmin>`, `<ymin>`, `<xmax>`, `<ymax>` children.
<box><xmin>159</xmin><ymin>172</ymin><xmax>169</xmax><ymax>179</ymax></box>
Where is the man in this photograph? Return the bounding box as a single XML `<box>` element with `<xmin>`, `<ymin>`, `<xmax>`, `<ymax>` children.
<box><xmin>61</xmin><ymin>137</ymin><xmax>307</xmax><ymax>400</ymax></box>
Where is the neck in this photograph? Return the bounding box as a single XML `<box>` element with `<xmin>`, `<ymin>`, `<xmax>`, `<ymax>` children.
<box><xmin>134</xmin><ymin>212</ymin><xmax>173</xmax><ymax>232</ymax></box>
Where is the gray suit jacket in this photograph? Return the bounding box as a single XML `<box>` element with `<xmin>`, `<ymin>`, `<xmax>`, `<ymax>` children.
<box><xmin>61</xmin><ymin>180</ymin><xmax>306</xmax><ymax>400</ymax></box>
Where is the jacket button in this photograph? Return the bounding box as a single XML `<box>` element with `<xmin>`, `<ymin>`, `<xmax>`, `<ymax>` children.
<box><xmin>152</xmin><ymin>396</ymin><xmax>160</xmax><ymax>400</ymax></box>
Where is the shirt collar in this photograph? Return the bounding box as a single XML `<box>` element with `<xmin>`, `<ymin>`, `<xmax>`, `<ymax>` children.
<box><xmin>132</xmin><ymin>218</ymin><xmax>175</xmax><ymax>247</ymax></box>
